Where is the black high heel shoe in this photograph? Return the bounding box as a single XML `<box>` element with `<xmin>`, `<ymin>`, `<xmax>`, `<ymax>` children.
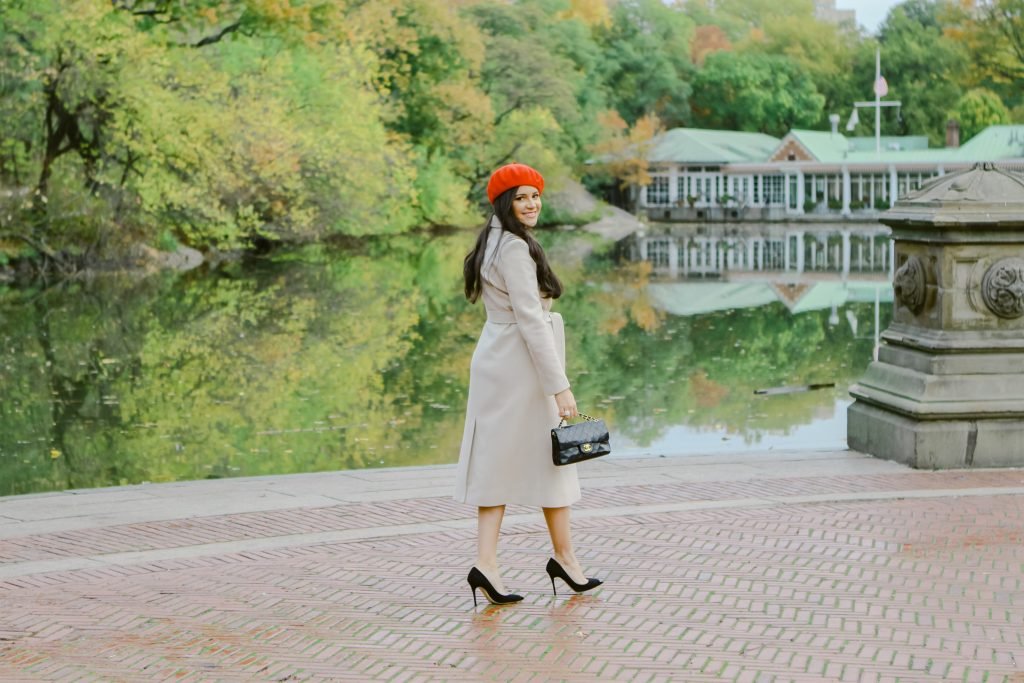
<box><xmin>467</xmin><ymin>567</ymin><xmax>524</xmax><ymax>607</ymax></box>
<box><xmin>546</xmin><ymin>557</ymin><xmax>603</xmax><ymax>595</ymax></box>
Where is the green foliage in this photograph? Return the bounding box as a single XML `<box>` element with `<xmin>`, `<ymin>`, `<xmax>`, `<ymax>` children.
<box><xmin>156</xmin><ymin>230</ymin><xmax>179</xmax><ymax>253</ymax></box>
<box><xmin>691</xmin><ymin>52</ymin><xmax>825</xmax><ymax>135</ymax></box>
<box><xmin>736</xmin><ymin>11</ymin><xmax>864</xmax><ymax>130</ymax></box>
<box><xmin>412</xmin><ymin>152</ymin><xmax>479</xmax><ymax>227</ymax></box>
<box><xmin>0</xmin><ymin>0</ymin><xmax>1014</xmax><ymax>264</ymax></box>
<box><xmin>943</xmin><ymin>0</ymin><xmax>1024</xmax><ymax>110</ymax></box>
<box><xmin>950</xmin><ymin>88</ymin><xmax>1012</xmax><ymax>141</ymax></box>
<box><xmin>0</xmin><ymin>231</ymin><xmax>888</xmax><ymax>495</ymax></box>
<box><xmin>536</xmin><ymin>203</ymin><xmax>604</xmax><ymax>227</ymax></box>
<box><xmin>595</xmin><ymin>0</ymin><xmax>695</xmax><ymax>127</ymax></box>
<box><xmin>461</xmin><ymin>0</ymin><xmax>610</xmax><ymax>191</ymax></box>
<box><xmin>874</xmin><ymin>0</ymin><xmax>969</xmax><ymax>145</ymax></box>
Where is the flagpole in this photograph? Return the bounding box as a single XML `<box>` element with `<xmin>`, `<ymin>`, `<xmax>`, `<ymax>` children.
<box><xmin>848</xmin><ymin>50</ymin><xmax>898</xmax><ymax>148</ymax></box>
<box><xmin>875</xmin><ymin>47</ymin><xmax>881</xmax><ymax>156</ymax></box>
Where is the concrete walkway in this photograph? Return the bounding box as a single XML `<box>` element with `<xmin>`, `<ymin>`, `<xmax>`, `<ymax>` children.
<box><xmin>1</xmin><ymin>449</ymin><xmax>1022</xmax><ymax>682</ymax></box>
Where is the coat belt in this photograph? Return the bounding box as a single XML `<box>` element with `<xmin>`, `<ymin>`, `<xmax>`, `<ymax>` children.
<box><xmin>486</xmin><ymin>309</ymin><xmax>554</xmax><ymax>324</ymax></box>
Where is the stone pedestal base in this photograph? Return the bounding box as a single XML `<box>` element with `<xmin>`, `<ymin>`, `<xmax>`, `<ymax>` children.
<box><xmin>847</xmin><ymin>401</ymin><xmax>1024</xmax><ymax>469</ymax></box>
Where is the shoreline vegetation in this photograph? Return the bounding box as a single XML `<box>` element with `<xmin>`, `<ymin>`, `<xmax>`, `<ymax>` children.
<box><xmin>1</xmin><ymin>1</ymin><xmax>1019</xmax><ymax>280</ymax></box>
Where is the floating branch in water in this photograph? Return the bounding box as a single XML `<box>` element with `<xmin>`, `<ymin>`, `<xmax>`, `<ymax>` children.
<box><xmin>753</xmin><ymin>383</ymin><xmax>836</xmax><ymax>396</ymax></box>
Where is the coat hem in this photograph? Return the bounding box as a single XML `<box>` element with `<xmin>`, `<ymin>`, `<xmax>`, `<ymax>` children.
<box><xmin>451</xmin><ymin>492</ymin><xmax>582</xmax><ymax>508</ymax></box>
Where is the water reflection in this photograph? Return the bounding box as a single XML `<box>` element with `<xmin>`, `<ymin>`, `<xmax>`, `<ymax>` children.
<box><xmin>0</xmin><ymin>227</ymin><xmax>892</xmax><ymax>496</ymax></box>
<box><xmin>629</xmin><ymin>222</ymin><xmax>894</xmax><ymax>279</ymax></box>
<box><xmin>619</xmin><ymin>222</ymin><xmax>893</xmax><ymax>455</ymax></box>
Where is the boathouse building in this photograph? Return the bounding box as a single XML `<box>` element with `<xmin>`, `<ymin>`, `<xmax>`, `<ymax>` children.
<box><xmin>638</xmin><ymin>124</ymin><xmax>1024</xmax><ymax>221</ymax></box>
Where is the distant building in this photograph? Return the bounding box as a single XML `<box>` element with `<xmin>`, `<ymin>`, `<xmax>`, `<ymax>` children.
<box><xmin>813</xmin><ymin>0</ymin><xmax>856</xmax><ymax>26</ymax></box>
<box><xmin>636</xmin><ymin>124</ymin><xmax>1024</xmax><ymax>222</ymax></box>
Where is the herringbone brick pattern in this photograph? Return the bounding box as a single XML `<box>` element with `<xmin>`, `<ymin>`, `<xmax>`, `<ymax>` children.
<box><xmin>1</xmin><ymin>471</ymin><xmax>1022</xmax><ymax>681</ymax></box>
<box><xmin>1</xmin><ymin>469</ymin><xmax>1019</xmax><ymax>565</ymax></box>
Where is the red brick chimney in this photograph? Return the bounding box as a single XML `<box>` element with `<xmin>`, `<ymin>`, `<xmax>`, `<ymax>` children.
<box><xmin>946</xmin><ymin>119</ymin><xmax>960</xmax><ymax>149</ymax></box>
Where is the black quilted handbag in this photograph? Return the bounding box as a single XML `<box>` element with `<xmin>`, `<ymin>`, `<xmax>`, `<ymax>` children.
<box><xmin>551</xmin><ymin>413</ymin><xmax>611</xmax><ymax>466</ymax></box>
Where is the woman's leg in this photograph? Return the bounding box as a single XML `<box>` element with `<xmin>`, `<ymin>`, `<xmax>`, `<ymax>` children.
<box><xmin>542</xmin><ymin>506</ymin><xmax>587</xmax><ymax>583</ymax></box>
<box><xmin>477</xmin><ymin>505</ymin><xmax>507</xmax><ymax>591</ymax></box>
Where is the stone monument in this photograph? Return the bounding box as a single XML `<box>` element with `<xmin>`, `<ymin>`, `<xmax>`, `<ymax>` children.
<box><xmin>848</xmin><ymin>163</ymin><xmax>1024</xmax><ymax>468</ymax></box>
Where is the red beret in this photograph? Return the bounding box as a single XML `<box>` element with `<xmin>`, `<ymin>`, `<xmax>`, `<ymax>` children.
<box><xmin>486</xmin><ymin>163</ymin><xmax>545</xmax><ymax>204</ymax></box>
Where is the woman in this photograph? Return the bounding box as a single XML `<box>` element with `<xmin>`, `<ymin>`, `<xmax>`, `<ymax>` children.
<box><xmin>454</xmin><ymin>162</ymin><xmax>602</xmax><ymax>606</ymax></box>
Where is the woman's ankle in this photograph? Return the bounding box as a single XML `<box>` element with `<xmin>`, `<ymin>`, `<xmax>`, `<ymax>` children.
<box><xmin>553</xmin><ymin>551</ymin><xmax>579</xmax><ymax>569</ymax></box>
<box><xmin>475</xmin><ymin>559</ymin><xmax>500</xmax><ymax>574</ymax></box>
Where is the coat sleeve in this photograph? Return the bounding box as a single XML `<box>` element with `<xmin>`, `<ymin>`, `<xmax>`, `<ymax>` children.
<box><xmin>496</xmin><ymin>237</ymin><xmax>570</xmax><ymax>396</ymax></box>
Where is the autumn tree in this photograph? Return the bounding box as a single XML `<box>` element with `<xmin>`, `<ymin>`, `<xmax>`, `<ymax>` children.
<box><xmin>588</xmin><ymin>111</ymin><xmax>663</xmax><ymax>210</ymax></box>
<box><xmin>691</xmin><ymin>25</ymin><xmax>732</xmax><ymax>66</ymax></box>
<box><xmin>739</xmin><ymin>13</ymin><xmax>865</xmax><ymax>130</ymax></box>
<box><xmin>460</xmin><ymin>0</ymin><xmax>610</xmax><ymax>200</ymax></box>
<box><xmin>943</xmin><ymin>0</ymin><xmax>1024</xmax><ymax>116</ymax></box>
<box><xmin>875</xmin><ymin>0</ymin><xmax>969</xmax><ymax>144</ymax></box>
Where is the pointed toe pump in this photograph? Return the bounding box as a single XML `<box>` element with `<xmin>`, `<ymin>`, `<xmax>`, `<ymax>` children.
<box><xmin>467</xmin><ymin>567</ymin><xmax>524</xmax><ymax>607</ymax></box>
<box><xmin>546</xmin><ymin>558</ymin><xmax>603</xmax><ymax>595</ymax></box>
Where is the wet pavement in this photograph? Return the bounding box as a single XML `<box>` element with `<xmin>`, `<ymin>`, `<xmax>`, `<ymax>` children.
<box><xmin>1</xmin><ymin>449</ymin><xmax>1022</xmax><ymax>682</ymax></box>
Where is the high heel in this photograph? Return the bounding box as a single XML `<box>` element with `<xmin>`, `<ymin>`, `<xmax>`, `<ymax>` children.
<box><xmin>546</xmin><ymin>557</ymin><xmax>602</xmax><ymax>595</ymax></box>
<box><xmin>467</xmin><ymin>567</ymin><xmax>524</xmax><ymax>607</ymax></box>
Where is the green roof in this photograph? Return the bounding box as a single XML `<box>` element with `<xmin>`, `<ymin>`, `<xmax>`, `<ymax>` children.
<box><xmin>648</xmin><ymin>128</ymin><xmax>780</xmax><ymax>164</ymax></box>
<box><xmin>647</xmin><ymin>282</ymin><xmax>777</xmax><ymax>316</ymax></box>
<box><xmin>644</xmin><ymin>125</ymin><xmax>1024</xmax><ymax>166</ymax></box>
<box><xmin>783</xmin><ymin>130</ymin><xmax>932</xmax><ymax>163</ymax></box>
<box><xmin>848</xmin><ymin>136</ymin><xmax>930</xmax><ymax>152</ymax></box>
<box><xmin>647</xmin><ymin>281</ymin><xmax>892</xmax><ymax>317</ymax></box>
<box><xmin>784</xmin><ymin>127</ymin><xmax>1024</xmax><ymax>164</ymax></box>
<box><xmin>955</xmin><ymin>125</ymin><xmax>1024</xmax><ymax>160</ymax></box>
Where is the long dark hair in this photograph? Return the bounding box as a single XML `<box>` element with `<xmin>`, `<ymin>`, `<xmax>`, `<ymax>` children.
<box><xmin>463</xmin><ymin>187</ymin><xmax>563</xmax><ymax>303</ymax></box>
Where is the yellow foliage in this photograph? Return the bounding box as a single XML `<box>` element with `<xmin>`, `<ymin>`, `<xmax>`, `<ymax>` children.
<box><xmin>433</xmin><ymin>82</ymin><xmax>495</xmax><ymax>150</ymax></box>
<box><xmin>249</xmin><ymin>0</ymin><xmax>312</xmax><ymax>30</ymax></box>
<box><xmin>600</xmin><ymin>314</ymin><xmax>628</xmax><ymax>335</ymax></box>
<box><xmin>630</xmin><ymin>298</ymin><xmax>661</xmax><ymax>333</ymax></box>
<box><xmin>559</xmin><ymin>0</ymin><xmax>611</xmax><ymax>27</ymax></box>
<box><xmin>591</xmin><ymin>111</ymin><xmax>663</xmax><ymax>189</ymax></box>
<box><xmin>689</xmin><ymin>370</ymin><xmax>729</xmax><ymax>408</ymax></box>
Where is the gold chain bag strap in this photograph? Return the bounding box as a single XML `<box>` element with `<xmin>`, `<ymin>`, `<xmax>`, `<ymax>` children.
<box><xmin>551</xmin><ymin>413</ymin><xmax>611</xmax><ymax>466</ymax></box>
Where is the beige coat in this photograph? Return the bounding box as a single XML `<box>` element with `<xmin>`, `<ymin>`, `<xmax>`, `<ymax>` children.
<box><xmin>453</xmin><ymin>222</ymin><xmax>581</xmax><ymax>507</ymax></box>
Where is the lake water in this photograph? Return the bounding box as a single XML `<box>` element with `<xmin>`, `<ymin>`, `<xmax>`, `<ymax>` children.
<box><xmin>0</xmin><ymin>226</ymin><xmax>892</xmax><ymax>496</ymax></box>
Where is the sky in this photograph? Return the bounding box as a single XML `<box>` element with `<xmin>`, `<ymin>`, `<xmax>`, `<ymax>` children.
<box><xmin>837</xmin><ymin>0</ymin><xmax>904</xmax><ymax>34</ymax></box>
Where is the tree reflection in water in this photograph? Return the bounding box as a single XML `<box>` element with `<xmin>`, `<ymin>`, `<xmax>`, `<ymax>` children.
<box><xmin>0</xmin><ymin>230</ymin><xmax>891</xmax><ymax>496</ymax></box>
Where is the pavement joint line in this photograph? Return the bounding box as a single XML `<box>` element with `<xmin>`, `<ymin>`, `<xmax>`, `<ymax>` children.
<box><xmin>1</xmin><ymin>484</ymin><xmax>1022</xmax><ymax>581</ymax></box>
<box><xmin>764</xmin><ymin>486</ymin><xmax>1024</xmax><ymax>505</ymax></box>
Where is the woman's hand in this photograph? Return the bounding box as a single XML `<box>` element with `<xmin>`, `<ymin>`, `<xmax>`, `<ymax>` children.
<box><xmin>554</xmin><ymin>388</ymin><xmax>578</xmax><ymax>420</ymax></box>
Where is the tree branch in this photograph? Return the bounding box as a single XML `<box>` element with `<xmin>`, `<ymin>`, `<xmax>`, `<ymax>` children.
<box><xmin>0</xmin><ymin>231</ymin><xmax>63</xmax><ymax>265</ymax></box>
<box><xmin>490</xmin><ymin>143</ymin><xmax>523</xmax><ymax>170</ymax></box>
<box><xmin>194</xmin><ymin>21</ymin><xmax>242</xmax><ymax>48</ymax></box>
<box><xmin>493</xmin><ymin>98</ymin><xmax>524</xmax><ymax>126</ymax></box>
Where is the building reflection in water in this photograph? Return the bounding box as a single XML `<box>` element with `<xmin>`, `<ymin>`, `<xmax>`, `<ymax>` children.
<box><xmin>624</xmin><ymin>222</ymin><xmax>893</xmax><ymax>359</ymax></box>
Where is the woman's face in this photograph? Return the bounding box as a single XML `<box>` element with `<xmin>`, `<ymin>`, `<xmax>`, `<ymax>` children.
<box><xmin>511</xmin><ymin>185</ymin><xmax>542</xmax><ymax>228</ymax></box>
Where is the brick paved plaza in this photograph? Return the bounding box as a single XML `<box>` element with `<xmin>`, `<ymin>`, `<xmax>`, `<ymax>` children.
<box><xmin>1</xmin><ymin>450</ymin><xmax>1022</xmax><ymax>682</ymax></box>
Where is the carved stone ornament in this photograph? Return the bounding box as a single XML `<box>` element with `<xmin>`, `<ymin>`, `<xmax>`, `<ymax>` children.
<box><xmin>981</xmin><ymin>257</ymin><xmax>1024</xmax><ymax>319</ymax></box>
<box><xmin>893</xmin><ymin>255</ymin><xmax>926</xmax><ymax>314</ymax></box>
